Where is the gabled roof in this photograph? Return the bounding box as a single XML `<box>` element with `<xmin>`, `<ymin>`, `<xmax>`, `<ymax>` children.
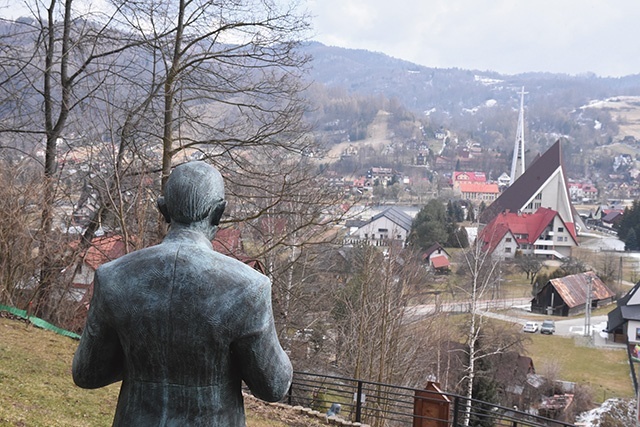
<box><xmin>602</xmin><ymin>211</ymin><xmax>623</xmax><ymax>223</ymax></box>
<box><xmin>478</xmin><ymin>222</ymin><xmax>514</xmax><ymax>253</ymax></box>
<box><xmin>422</xmin><ymin>242</ymin><xmax>449</xmax><ymax>258</ymax></box>
<box><xmin>546</xmin><ymin>271</ymin><xmax>615</xmax><ymax>308</ymax></box>
<box><xmin>370</xmin><ymin>207</ymin><xmax>413</xmax><ymax>232</ymax></box>
<box><xmin>480</xmin><ymin>140</ymin><xmax>565</xmax><ymax>224</ymax></box>
<box><xmin>430</xmin><ymin>255</ymin><xmax>450</xmax><ymax>269</ymax></box>
<box><xmin>212</xmin><ymin>226</ymin><xmax>265</xmax><ymax>273</ymax></box>
<box><xmin>607</xmin><ymin>305</ymin><xmax>640</xmax><ymax>332</ymax></box>
<box><xmin>453</xmin><ymin>171</ymin><xmax>486</xmax><ymax>182</ymax></box>
<box><xmin>479</xmin><ymin>207</ymin><xmax>567</xmax><ymax>252</ymax></box>
<box><xmin>74</xmin><ymin>235</ymin><xmax>127</xmax><ymax>271</ymax></box>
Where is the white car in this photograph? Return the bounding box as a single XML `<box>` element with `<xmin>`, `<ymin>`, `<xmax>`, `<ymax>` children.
<box><xmin>522</xmin><ymin>321</ymin><xmax>539</xmax><ymax>333</ymax></box>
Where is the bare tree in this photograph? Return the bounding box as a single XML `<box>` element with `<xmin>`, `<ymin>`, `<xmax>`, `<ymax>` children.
<box><xmin>455</xmin><ymin>243</ymin><xmax>525</xmax><ymax>426</ymax></box>
<box><xmin>0</xmin><ymin>1</ymin><xmax>146</xmax><ymax>318</ymax></box>
<box><xmin>0</xmin><ymin>158</ymin><xmax>43</xmax><ymax>306</ymax></box>
<box><xmin>514</xmin><ymin>255</ymin><xmax>543</xmax><ymax>284</ymax></box>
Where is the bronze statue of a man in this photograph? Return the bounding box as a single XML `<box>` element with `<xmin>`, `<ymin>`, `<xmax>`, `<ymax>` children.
<box><xmin>73</xmin><ymin>161</ymin><xmax>292</xmax><ymax>426</ymax></box>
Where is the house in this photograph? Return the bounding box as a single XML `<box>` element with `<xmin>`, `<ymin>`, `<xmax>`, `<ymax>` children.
<box><xmin>213</xmin><ymin>226</ymin><xmax>266</xmax><ymax>274</ymax></box>
<box><xmin>489</xmin><ymin>352</ymin><xmax>537</xmax><ymax>409</ymax></box>
<box><xmin>458</xmin><ymin>182</ymin><xmax>500</xmax><ymax>203</ymax></box>
<box><xmin>607</xmin><ymin>281</ymin><xmax>640</xmax><ymax>344</ymax></box>
<box><xmin>451</xmin><ymin>171</ymin><xmax>486</xmax><ymax>190</ymax></box>
<box><xmin>479</xmin><ymin>140</ymin><xmax>585</xmax><ymax>236</ymax></box>
<box><xmin>478</xmin><ymin>207</ymin><xmax>578</xmax><ymax>260</ymax></box>
<box><xmin>531</xmin><ymin>271</ymin><xmax>615</xmax><ymax>316</ymax></box>
<box><xmin>345</xmin><ymin>207</ymin><xmax>412</xmax><ymax>247</ymax></box>
<box><xmin>497</xmin><ymin>172</ymin><xmax>511</xmax><ymax>189</ymax></box>
<box><xmin>601</xmin><ymin>210</ymin><xmax>623</xmax><ymax>228</ymax></box>
<box><xmin>69</xmin><ymin>234</ymin><xmax>128</xmax><ymax>303</ymax></box>
<box><xmin>567</xmin><ymin>182</ymin><xmax>598</xmax><ymax>203</ymax></box>
<box><xmin>421</xmin><ymin>243</ymin><xmax>451</xmax><ymax>273</ymax></box>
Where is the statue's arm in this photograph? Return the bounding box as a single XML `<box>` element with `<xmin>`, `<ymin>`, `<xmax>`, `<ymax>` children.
<box><xmin>72</xmin><ymin>273</ymin><xmax>124</xmax><ymax>389</ymax></box>
<box><xmin>231</xmin><ymin>278</ymin><xmax>292</xmax><ymax>402</ymax></box>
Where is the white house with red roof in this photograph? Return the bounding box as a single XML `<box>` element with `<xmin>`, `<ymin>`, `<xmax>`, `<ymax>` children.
<box><xmin>459</xmin><ymin>182</ymin><xmax>500</xmax><ymax>203</ymax></box>
<box><xmin>478</xmin><ymin>207</ymin><xmax>578</xmax><ymax>260</ymax></box>
<box><xmin>69</xmin><ymin>235</ymin><xmax>128</xmax><ymax>303</ymax></box>
<box><xmin>451</xmin><ymin>171</ymin><xmax>487</xmax><ymax>190</ymax></box>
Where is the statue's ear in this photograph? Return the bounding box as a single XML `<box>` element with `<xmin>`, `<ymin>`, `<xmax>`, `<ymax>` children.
<box><xmin>210</xmin><ymin>200</ymin><xmax>227</xmax><ymax>226</ymax></box>
<box><xmin>157</xmin><ymin>196</ymin><xmax>171</xmax><ymax>223</ymax></box>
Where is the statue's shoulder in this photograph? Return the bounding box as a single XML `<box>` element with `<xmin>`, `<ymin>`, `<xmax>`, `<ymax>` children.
<box><xmin>210</xmin><ymin>250</ymin><xmax>269</xmax><ymax>284</ymax></box>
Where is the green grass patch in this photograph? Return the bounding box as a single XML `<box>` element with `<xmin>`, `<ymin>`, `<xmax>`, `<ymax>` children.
<box><xmin>526</xmin><ymin>333</ymin><xmax>634</xmax><ymax>402</ymax></box>
<box><xmin>0</xmin><ymin>317</ymin><xmax>323</xmax><ymax>427</ymax></box>
<box><xmin>0</xmin><ymin>317</ymin><xmax>119</xmax><ymax>426</ymax></box>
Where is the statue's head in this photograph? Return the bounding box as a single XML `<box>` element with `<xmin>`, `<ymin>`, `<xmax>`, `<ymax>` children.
<box><xmin>158</xmin><ymin>162</ymin><xmax>226</xmax><ymax>232</ymax></box>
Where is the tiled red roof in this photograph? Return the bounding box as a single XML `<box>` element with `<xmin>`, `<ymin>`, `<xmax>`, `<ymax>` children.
<box><xmin>479</xmin><ymin>207</ymin><xmax>563</xmax><ymax>252</ymax></box>
<box><xmin>459</xmin><ymin>182</ymin><xmax>499</xmax><ymax>194</ymax></box>
<box><xmin>213</xmin><ymin>227</ymin><xmax>243</xmax><ymax>255</ymax></box>
<box><xmin>431</xmin><ymin>255</ymin><xmax>450</xmax><ymax>269</ymax></box>
<box><xmin>77</xmin><ymin>235</ymin><xmax>127</xmax><ymax>271</ymax></box>
<box><xmin>453</xmin><ymin>171</ymin><xmax>487</xmax><ymax>183</ymax></box>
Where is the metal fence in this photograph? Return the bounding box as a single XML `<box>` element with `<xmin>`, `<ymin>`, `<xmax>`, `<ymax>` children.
<box><xmin>286</xmin><ymin>371</ymin><xmax>576</xmax><ymax>427</ymax></box>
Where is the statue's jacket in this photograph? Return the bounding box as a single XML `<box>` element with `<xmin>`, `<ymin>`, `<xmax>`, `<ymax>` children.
<box><xmin>72</xmin><ymin>229</ymin><xmax>292</xmax><ymax>426</ymax></box>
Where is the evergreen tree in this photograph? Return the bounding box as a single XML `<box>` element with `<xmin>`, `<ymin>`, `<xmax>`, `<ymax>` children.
<box><xmin>626</xmin><ymin>227</ymin><xmax>638</xmax><ymax>251</ymax></box>
<box><xmin>617</xmin><ymin>200</ymin><xmax>640</xmax><ymax>250</ymax></box>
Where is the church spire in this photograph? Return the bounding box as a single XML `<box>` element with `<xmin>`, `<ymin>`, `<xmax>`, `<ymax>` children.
<box><xmin>510</xmin><ymin>87</ymin><xmax>527</xmax><ymax>186</ymax></box>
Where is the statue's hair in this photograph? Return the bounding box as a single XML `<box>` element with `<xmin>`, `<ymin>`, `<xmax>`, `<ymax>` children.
<box><xmin>163</xmin><ymin>162</ymin><xmax>225</xmax><ymax>224</ymax></box>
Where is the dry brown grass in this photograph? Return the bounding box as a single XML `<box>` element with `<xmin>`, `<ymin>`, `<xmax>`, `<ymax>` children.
<box><xmin>0</xmin><ymin>316</ymin><xmax>326</xmax><ymax>427</ymax></box>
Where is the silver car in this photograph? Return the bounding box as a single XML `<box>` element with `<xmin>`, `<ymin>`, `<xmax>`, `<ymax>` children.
<box><xmin>540</xmin><ymin>320</ymin><xmax>556</xmax><ymax>335</ymax></box>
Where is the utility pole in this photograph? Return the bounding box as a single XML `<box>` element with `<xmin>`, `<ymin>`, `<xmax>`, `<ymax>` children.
<box><xmin>584</xmin><ymin>274</ymin><xmax>593</xmax><ymax>339</ymax></box>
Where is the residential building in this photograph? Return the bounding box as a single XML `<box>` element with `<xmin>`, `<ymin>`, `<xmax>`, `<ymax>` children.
<box><xmin>421</xmin><ymin>242</ymin><xmax>451</xmax><ymax>273</ymax></box>
<box><xmin>458</xmin><ymin>182</ymin><xmax>500</xmax><ymax>203</ymax></box>
<box><xmin>478</xmin><ymin>207</ymin><xmax>578</xmax><ymax>260</ymax></box>
<box><xmin>345</xmin><ymin>207</ymin><xmax>412</xmax><ymax>247</ymax></box>
<box><xmin>607</xmin><ymin>281</ymin><xmax>640</xmax><ymax>344</ymax></box>
<box><xmin>451</xmin><ymin>171</ymin><xmax>487</xmax><ymax>190</ymax></box>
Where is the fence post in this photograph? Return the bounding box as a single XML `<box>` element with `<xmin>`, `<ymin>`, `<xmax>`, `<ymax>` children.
<box><xmin>287</xmin><ymin>382</ymin><xmax>293</xmax><ymax>406</ymax></box>
<box><xmin>452</xmin><ymin>395</ymin><xmax>460</xmax><ymax>427</ymax></box>
<box><xmin>355</xmin><ymin>380</ymin><xmax>363</xmax><ymax>423</ymax></box>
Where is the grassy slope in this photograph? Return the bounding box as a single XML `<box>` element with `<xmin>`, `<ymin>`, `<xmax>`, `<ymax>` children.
<box><xmin>526</xmin><ymin>333</ymin><xmax>634</xmax><ymax>402</ymax></box>
<box><xmin>1</xmin><ymin>314</ymin><xmax>635</xmax><ymax>425</ymax></box>
<box><xmin>0</xmin><ymin>317</ymin><xmax>325</xmax><ymax>427</ymax></box>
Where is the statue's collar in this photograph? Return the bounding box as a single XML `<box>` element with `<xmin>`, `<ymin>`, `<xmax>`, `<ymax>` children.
<box><xmin>164</xmin><ymin>226</ymin><xmax>214</xmax><ymax>250</ymax></box>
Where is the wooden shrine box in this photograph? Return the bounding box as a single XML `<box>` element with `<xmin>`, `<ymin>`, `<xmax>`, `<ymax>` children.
<box><xmin>413</xmin><ymin>381</ymin><xmax>450</xmax><ymax>427</ymax></box>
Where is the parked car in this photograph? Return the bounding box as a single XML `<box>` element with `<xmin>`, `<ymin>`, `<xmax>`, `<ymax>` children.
<box><xmin>540</xmin><ymin>320</ymin><xmax>556</xmax><ymax>335</ymax></box>
<box><xmin>522</xmin><ymin>321</ymin><xmax>538</xmax><ymax>333</ymax></box>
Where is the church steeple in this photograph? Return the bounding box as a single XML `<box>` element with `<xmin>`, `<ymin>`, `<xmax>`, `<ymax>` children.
<box><xmin>510</xmin><ymin>87</ymin><xmax>527</xmax><ymax>185</ymax></box>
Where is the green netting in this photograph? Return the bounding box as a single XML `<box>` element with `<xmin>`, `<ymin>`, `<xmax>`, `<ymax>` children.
<box><xmin>0</xmin><ymin>304</ymin><xmax>81</xmax><ymax>340</ymax></box>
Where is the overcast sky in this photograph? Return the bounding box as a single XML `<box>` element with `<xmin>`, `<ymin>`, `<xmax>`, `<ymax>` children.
<box><xmin>306</xmin><ymin>0</ymin><xmax>640</xmax><ymax>77</ymax></box>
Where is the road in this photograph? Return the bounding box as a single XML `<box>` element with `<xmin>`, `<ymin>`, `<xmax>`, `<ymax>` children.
<box><xmin>406</xmin><ymin>299</ymin><xmax>624</xmax><ymax>349</ymax></box>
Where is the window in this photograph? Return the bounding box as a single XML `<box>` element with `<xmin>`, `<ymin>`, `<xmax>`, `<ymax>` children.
<box><xmin>558</xmin><ymin>227</ymin><xmax>564</xmax><ymax>232</ymax></box>
<box><xmin>557</xmin><ymin>236</ymin><xmax>563</xmax><ymax>241</ymax></box>
<box><xmin>378</xmin><ymin>228</ymin><xmax>388</xmax><ymax>233</ymax></box>
<box><xmin>506</xmin><ymin>237</ymin><xmax>512</xmax><ymax>242</ymax></box>
<box><xmin>635</xmin><ymin>327</ymin><xmax>640</xmax><ymax>340</ymax></box>
<box><xmin>505</xmin><ymin>247</ymin><xmax>512</xmax><ymax>253</ymax></box>
<box><xmin>535</xmin><ymin>193</ymin><xmax>542</xmax><ymax>200</ymax></box>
